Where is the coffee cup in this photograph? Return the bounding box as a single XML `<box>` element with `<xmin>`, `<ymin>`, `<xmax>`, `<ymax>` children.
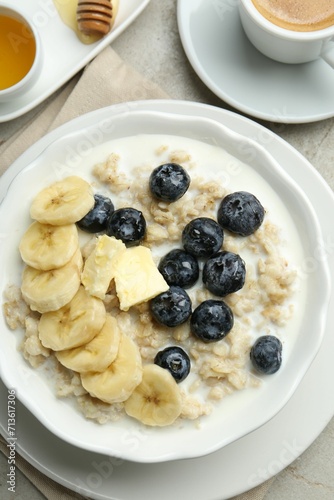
<box><xmin>238</xmin><ymin>0</ymin><xmax>334</xmax><ymax>66</ymax></box>
<box><xmin>0</xmin><ymin>2</ymin><xmax>42</xmax><ymax>102</ymax></box>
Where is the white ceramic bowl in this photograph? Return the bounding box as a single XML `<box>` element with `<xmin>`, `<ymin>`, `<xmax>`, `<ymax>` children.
<box><xmin>0</xmin><ymin>109</ymin><xmax>330</xmax><ymax>462</ymax></box>
<box><xmin>0</xmin><ymin>2</ymin><xmax>43</xmax><ymax>101</ymax></box>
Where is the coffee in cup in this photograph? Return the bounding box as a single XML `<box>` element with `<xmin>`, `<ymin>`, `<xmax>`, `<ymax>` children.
<box><xmin>238</xmin><ymin>0</ymin><xmax>334</xmax><ymax>65</ymax></box>
<box><xmin>251</xmin><ymin>0</ymin><xmax>334</xmax><ymax>32</ymax></box>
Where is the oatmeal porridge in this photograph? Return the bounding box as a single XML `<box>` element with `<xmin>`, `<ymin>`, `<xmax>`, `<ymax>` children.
<box><xmin>2</xmin><ymin>134</ymin><xmax>301</xmax><ymax>427</ymax></box>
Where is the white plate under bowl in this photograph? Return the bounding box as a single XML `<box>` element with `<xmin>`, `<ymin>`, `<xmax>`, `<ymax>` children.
<box><xmin>177</xmin><ymin>0</ymin><xmax>334</xmax><ymax>123</ymax></box>
<box><xmin>0</xmin><ymin>0</ymin><xmax>150</xmax><ymax>123</ymax></box>
<box><xmin>0</xmin><ymin>108</ymin><xmax>330</xmax><ymax>463</ymax></box>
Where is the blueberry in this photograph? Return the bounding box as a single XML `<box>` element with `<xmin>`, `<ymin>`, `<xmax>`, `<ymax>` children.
<box><xmin>158</xmin><ymin>249</ymin><xmax>199</xmax><ymax>289</ymax></box>
<box><xmin>106</xmin><ymin>207</ymin><xmax>146</xmax><ymax>246</ymax></box>
<box><xmin>217</xmin><ymin>191</ymin><xmax>265</xmax><ymax>236</ymax></box>
<box><xmin>149</xmin><ymin>163</ymin><xmax>190</xmax><ymax>202</ymax></box>
<box><xmin>203</xmin><ymin>251</ymin><xmax>246</xmax><ymax>297</ymax></box>
<box><xmin>154</xmin><ymin>346</ymin><xmax>191</xmax><ymax>382</ymax></box>
<box><xmin>182</xmin><ymin>217</ymin><xmax>224</xmax><ymax>258</ymax></box>
<box><xmin>150</xmin><ymin>286</ymin><xmax>192</xmax><ymax>327</ymax></box>
<box><xmin>250</xmin><ymin>335</ymin><xmax>282</xmax><ymax>374</ymax></box>
<box><xmin>190</xmin><ymin>299</ymin><xmax>234</xmax><ymax>342</ymax></box>
<box><xmin>77</xmin><ymin>193</ymin><xmax>114</xmax><ymax>233</ymax></box>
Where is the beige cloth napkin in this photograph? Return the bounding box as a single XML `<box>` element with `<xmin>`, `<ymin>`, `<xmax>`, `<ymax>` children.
<box><xmin>0</xmin><ymin>46</ymin><xmax>275</xmax><ymax>500</ymax></box>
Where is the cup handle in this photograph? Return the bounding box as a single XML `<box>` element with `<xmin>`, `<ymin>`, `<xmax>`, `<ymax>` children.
<box><xmin>320</xmin><ymin>40</ymin><xmax>334</xmax><ymax>69</ymax></box>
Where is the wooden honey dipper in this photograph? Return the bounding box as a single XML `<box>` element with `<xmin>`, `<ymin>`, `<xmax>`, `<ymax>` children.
<box><xmin>76</xmin><ymin>0</ymin><xmax>114</xmax><ymax>36</ymax></box>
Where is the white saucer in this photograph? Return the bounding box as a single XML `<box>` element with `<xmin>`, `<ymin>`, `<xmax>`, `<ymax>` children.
<box><xmin>0</xmin><ymin>0</ymin><xmax>150</xmax><ymax>123</ymax></box>
<box><xmin>1</xmin><ymin>100</ymin><xmax>334</xmax><ymax>500</ymax></box>
<box><xmin>177</xmin><ymin>0</ymin><xmax>334</xmax><ymax>123</ymax></box>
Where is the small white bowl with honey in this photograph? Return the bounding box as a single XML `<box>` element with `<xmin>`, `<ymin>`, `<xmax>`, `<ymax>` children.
<box><xmin>0</xmin><ymin>3</ymin><xmax>42</xmax><ymax>102</ymax></box>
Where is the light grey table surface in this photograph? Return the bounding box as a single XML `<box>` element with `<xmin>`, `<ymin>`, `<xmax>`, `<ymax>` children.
<box><xmin>1</xmin><ymin>1</ymin><xmax>334</xmax><ymax>499</ymax></box>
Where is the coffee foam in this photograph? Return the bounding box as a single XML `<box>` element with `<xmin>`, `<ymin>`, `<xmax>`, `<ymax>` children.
<box><xmin>252</xmin><ymin>0</ymin><xmax>334</xmax><ymax>32</ymax></box>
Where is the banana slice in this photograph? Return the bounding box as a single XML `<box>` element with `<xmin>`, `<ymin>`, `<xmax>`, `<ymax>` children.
<box><xmin>30</xmin><ymin>176</ymin><xmax>94</xmax><ymax>226</ymax></box>
<box><xmin>81</xmin><ymin>235</ymin><xmax>126</xmax><ymax>299</ymax></box>
<box><xmin>38</xmin><ymin>285</ymin><xmax>106</xmax><ymax>351</ymax></box>
<box><xmin>55</xmin><ymin>314</ymin><xmax>120</xmax><ymax>372</ymax></box>
<box><xmin>124</xmin><ymin>364</ymin><xmax>182</xmax><ymax>427</ymax></box>
<box><xmin>21</xmin><ymin>247</ymin><xmax>83</xmax><ymax>313</ymax></box>
<box><xmin>81</xmin><ymin>332</ymin><xmax>142</xmax><ymax>404</ymax></box>
<box><xmin>19</xmin><ymin>221</ymin><xmax>79</xmax><ymax>271</ymax></box>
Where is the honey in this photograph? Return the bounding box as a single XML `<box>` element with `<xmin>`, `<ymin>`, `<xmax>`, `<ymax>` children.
<box><xmin>53</xmin><ymin>0</ymin><xmax>102</xmax><ymax>44</ymax></box>
<box><xmin>0</xmin><ymin>15</ymin><xmax>36</xmax><ymax>91</ymax></box>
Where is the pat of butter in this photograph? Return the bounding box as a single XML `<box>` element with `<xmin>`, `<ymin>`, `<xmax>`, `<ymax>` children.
<box><xmin>81</xmin><ymin>235</ymin><xmax>126</xmax><ymax>299</ymax></box>
<box><xmin>111</xmin><ymin>245</ymin><xmax>169</xmax><ymax>311</ymax></box>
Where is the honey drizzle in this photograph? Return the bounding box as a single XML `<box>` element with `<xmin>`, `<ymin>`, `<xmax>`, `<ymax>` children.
<box><xmin>52</xmin><ymin>0</ymin><xmax>102</xmax><ymax>44</ymax></box>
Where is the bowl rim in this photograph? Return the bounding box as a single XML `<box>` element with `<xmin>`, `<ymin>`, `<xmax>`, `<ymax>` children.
<box><xmin>0</xmin><ymin>2</ymin><xmax>42</xmax><ymax>99</ymax></box>
<box><xmin>0</xmin><ymin>107</ymin><xmax>331</xmax><ymax>463</ymax></box>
